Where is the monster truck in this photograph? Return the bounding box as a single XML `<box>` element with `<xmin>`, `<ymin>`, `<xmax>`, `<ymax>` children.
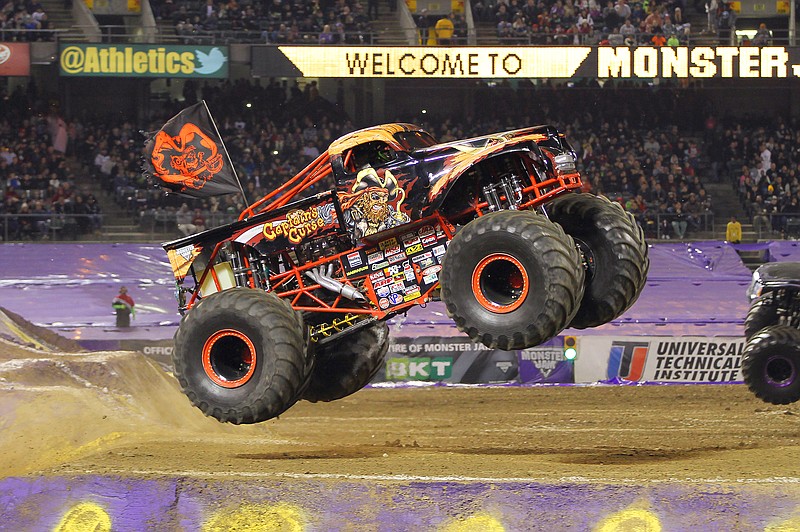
<box><xmin>742</xmin><ymin>262</ymin><xmax>800</xmax><ymax>404</ymax></box>
<box><xmin>160</xmin><ymin>122</ymin><xmax>649</xmax><ymax>424</ymax></box>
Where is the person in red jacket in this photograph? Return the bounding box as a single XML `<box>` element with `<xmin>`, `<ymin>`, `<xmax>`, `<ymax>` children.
<box><xmin>112</xmin><ymin>286</ymin><xmax>135</xmax><ymax>328</ymax></box>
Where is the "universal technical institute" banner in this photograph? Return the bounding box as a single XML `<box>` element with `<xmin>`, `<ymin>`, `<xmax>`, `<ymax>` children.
<box><xmin>576</xmin><ymin>336</ymin><xmax>746</xmax><ymax>384</ymax></box>
<box><xmin>253</xmin><ymin>45</ymin><xmax>800</xmax><ymax>80</ymax></box>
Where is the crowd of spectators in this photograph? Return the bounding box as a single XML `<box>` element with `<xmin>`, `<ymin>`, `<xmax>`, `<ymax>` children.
<box><xmin>409</xmin><ymin>82</ymin><xmax>716</xmax><ymax>239</ymax></box>
<box><xmin>0</xmin><ymin>0</ymin><xmax>778</xmax><ymax>47</ymax></box>
<box><xmin>151</xmin><ymin>0</ymin><xmax>374</xmax><ymax>44</ymax></box>
<box><xmin>724</xmin><ymin>118</ymin><xmax>800</xmax><ymax>237</ymax></box>
<box><xmin>472</xmin><ymin>0</ymin><xmax>693</xmax><ymax>45</ymax></box>
<box><xmin>0</xmin><ymin>0</ymin><xmax>766</xmax><ymax>47</ymax></box>
<box><xmin>150</xmin><ymin>0</ymin><xmax>709</xmax><ymax>46</ymax></box>
<box><xmin>101</xmin><ymin>80</ymin><xmax>752</xmax><ymax>241</ymax></box>
<box><xmin>1</xmin><ymin>0</ymin><xmax>51</xmax><ymax>41</ymax></box>
<box><xmin>58</xmin><ymin>77</ymin><xmax>355</xmax><ymax>234</ymax></box>
<box><xmin>0</xmin><ymin>83</ymin><xmax>104</xmax><ymax>241</ymax></box>
<box><xmin>5</xmin><ymin>77</ymin><xmax>800</xmax><ymax>242</ymax></box>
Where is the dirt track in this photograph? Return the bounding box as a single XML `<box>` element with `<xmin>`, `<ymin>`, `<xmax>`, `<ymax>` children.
<box><xmin>3</xmin><ymin>336</ymin><xmax>800</xmax><ymax>484</ymax></box>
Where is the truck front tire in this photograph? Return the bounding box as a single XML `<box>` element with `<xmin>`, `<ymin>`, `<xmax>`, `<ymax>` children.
<box><xmin>440</xmin><ymin>210</ymin><xmax>584</xmax><ymax>350</ymax></box>
<box><xmin>744</xmin><ymin>294</ymin><xmax>779</xmax><ymax>341</ymax></box>
<box><xmin>743</xmin><ymin>325</ymin><xmax>800</xmax><ymax>405</ymax></box>
<box><xmin>173</xmin><ymin>288</ymin><xmax>313</xmax><ymax>424</ymax></box>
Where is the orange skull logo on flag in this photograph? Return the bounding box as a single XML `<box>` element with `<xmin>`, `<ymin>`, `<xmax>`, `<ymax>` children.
<box><xmin>150</xmin><ymin>123</ymin><xmax>224</xmax><ymax>190</ymax></box>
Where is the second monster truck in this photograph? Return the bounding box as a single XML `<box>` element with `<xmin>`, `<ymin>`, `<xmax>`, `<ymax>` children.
<box><xmin>159</xmin><ymin>122</ymin><xmax>649</xmax><ymax>424</ymax></box>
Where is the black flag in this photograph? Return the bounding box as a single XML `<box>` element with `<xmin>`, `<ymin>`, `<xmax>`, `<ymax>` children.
<box><xmin>143</xmin><ymin>101</ymin><xmax>241</xmax><ymax>198</ymax></box>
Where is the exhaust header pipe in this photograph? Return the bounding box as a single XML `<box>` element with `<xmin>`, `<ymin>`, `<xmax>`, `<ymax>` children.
<box><xmin>305</xmin><ymin>264</ymin><xmax>366</xmax><ymax>302</ymax></box>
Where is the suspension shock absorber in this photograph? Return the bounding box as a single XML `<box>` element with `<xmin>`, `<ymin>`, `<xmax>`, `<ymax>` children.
<box><xmin>248</xmin><ymin>249</ymin><xmax>270</xmax><ymax>290</ymax></box>
<box><xmin>482</xmin><ymin>183</ymin><xmax>502</xmax><ymax>212</ymax></box>
<box><xmin>500</xmin><ymin>175</ymin><xmax>523</xmax><ymax>209</ymax></box>
<box><xmin>229</xmin><ymin>248</ymin><xmax>250</xmax><ymax>287</ymax></box>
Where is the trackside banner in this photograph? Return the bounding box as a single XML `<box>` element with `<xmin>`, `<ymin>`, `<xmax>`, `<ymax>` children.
<box><xmin>0</xmin><ymin>43</ymin><xmax>30</xmax><ymax>76</ymax></box>
<box><xmin>576</xmin><ymin>336</ymin><xmax>746</xmax><ymax>384</ymax></box>
<box><xmin>252</xmin><ymin>45</ymin><xmax>800</xmax><ymax>79</ymax></box>
<box><xmin>98</xmin><ymin>334</ymin><xmax>748</xmax><ymax>385</ymax></box>
<box><xmin>380</xmin><ymin>336</ymin><xmax>573</xmax><ymax>384</ymax></box>
<box><xmin>59</xmin><ymin>44</ymin><xmax>229</xmax><ymax>78</ymax></box>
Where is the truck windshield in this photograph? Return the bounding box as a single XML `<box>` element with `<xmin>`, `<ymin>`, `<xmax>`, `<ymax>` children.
<box><xmin>394</xmin><ymin>130</ymin><xmax>438</xmax><ymax>151</ymax></box>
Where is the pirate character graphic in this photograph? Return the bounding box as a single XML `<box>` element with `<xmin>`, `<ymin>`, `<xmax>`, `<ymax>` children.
<box><xmin>340</xmin><ymin>166</ymin><xmax>410</xmax><ymax>239</ymax></box>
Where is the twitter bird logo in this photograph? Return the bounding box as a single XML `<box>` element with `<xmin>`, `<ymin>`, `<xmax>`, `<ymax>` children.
<box><xmin>195</xmin><ymin>47</ymin><xmax>227</xmax><ymax>75</ymax></box>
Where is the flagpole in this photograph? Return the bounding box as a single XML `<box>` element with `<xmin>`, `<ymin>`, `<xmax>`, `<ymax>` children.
<box><xmin>201</xmin><ymin>100</ymin><xmax>249</xmax><ymax>211</ymax></box>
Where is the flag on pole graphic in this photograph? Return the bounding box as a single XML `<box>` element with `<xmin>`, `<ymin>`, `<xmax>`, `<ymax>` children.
<box><xmin>143</xmin><ymin>101</ymin><xmax>243</xmax><ymax>198</ymax></box>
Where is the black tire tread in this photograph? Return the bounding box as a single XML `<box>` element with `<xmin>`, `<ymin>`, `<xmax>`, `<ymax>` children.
<box><xmin>742</xmin><ymin>325</ymin><xmax>800</xmax><ymax>405</ymax></box>
<box><xmin>303</xmin><ymin>321</ymin><xmax>390</xmax><ymax>403</ymax></box>
<box><xmin>440</xmin><ymin>210</ymin><xmax>584</xmax><ymax>350</ymax></box>
<box><xmin>547</xmin><ymin>193</ymin><xmax>649</xmax><ymax>329</ymax></box>
<box><xmin>173</xmin><ymin>288</ymin><xmax>312</xmax><ymax>424</ymax></box>
<box><xmin>744</xmin><ymin>294</ymin><xmax>779</xmax><ymax>341</ymax></box>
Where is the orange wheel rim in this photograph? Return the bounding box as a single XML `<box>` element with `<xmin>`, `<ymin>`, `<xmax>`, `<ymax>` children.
<box><xmin>202</xmin><ymin>329</ymin><xmax>257</xmax><ymax>388</ymax></box>
<box><xmin>472</xmin><ymin>253</ymin><xmax>529</xmax><ymax>314</ymax></box>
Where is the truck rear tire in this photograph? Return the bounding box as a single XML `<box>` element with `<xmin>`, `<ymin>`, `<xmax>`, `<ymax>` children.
<box><xmin>744</xmin><ymin>294</ymin><xmax>779</xmax><ymax>341</ymax></box>
<box><xmin>439</xmin><ymin>210</ymin><xmax>584</xmax><ymax>350</ymax></box>
<box><xmin>172</xmin><ymin>288</ymin><xmax>313</xmax><ymax>424</ymax></box>
<box><xmin>742</xmin><ymin>325</ymin><xmax>800</xmax><ymax>405</ymax></box>
<box><xmin>302</xmin><ymin>321</ymin><xmax>390</xmax><ymax>403</ymax></box>
<box><xmin>547</xmin><ymin>193</ymin><xmax>649</xmax><ymax>329</ymax></box>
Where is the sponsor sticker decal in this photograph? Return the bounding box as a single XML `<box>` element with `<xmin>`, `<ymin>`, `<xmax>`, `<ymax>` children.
<box><xmin>418</xmin><ymin>225</ymin><xmax>435</xmax><ymax>237</ymax></box>
<box><xmin>379</xmin><ymin>237</ymin><xmax>398</xmax><ymax>250</ymax></box>
<box><xmin>405</xmin><ymin>243</ymin><xmax>424</xmax><ymax>255</ymax></box>
<box><xmin>385</xmin><ymin>244</ymin><xmax>402</xmax><ymax>256</ymax></box>
<box><xmin>347</xmin><ymin>252</ymin><xmax>362</xmax><ymax>267</ymax></box>
<box><xmin>412</xmin><ymin>251</ymin><xmax>433</xmax><ymax>263</ymax></box>
<box><xmin>423</xmin><ymin>273</ymin><xmax>439</xmax><ymax>284</ymax></box>
<box><xmin>404</xmin><ymin>290</ymin><xmax>422</xmax><ymax>302</ymax></box>
<box><xmin>417</xmin><ymin>257</ymin><xmax>435</xmax><ymax>269</ymax></box>
<box><xmin>422</xmin><ymin>265</ymin><xmax>442</xmax><ymax>277</ymax></box>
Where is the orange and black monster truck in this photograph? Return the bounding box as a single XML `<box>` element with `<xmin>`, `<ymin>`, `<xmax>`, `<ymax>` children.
<box><xmin>153</xmin><ymin>115</ymin><xmax>649</xmax><ymax>424</ymax></box>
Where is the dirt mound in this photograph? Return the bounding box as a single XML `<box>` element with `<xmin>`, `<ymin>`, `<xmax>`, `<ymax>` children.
<box><xmin>0</xmin><ymin>307</ymin><xmax>83</xmax><ymax>353</ymax></box>
<box><xmin>0</xmin><ymin>340</ymin><xmax>274</xmax><ymax>477</ymax></box>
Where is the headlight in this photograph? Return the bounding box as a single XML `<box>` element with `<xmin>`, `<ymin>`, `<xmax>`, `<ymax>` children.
<box><xmin>553</xmin><ymin>153</ymin><xmax>576</xmax><ymax>174</ymax></box>
<box><xmin>746</xmin><ymin>270</ymin><xmax>763</xmax><ymax>301</ymax></box>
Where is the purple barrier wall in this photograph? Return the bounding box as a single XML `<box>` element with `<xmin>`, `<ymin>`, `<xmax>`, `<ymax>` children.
<box><xmin>0</xmin><ymin>241</ymin><xmax>756</xmax><ymax>342</ymax></box>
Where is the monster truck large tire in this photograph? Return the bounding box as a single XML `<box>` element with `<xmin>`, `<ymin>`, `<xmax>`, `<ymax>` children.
<box><xmin>302</xmin><ymin>320</ymin><xmax>390</xmax><ymax>403</ymax></box>
<box><xmin>547</xmin><ymin>193</ymin><xmax>649</xmax><ymax>329</ymax></box>
<box><xmin>439</xmin><ymin>210</ymin><xmax>584</xmax><ymax>350</ymax></box>
<box><xmin>742</xmin><ymin>325</ymin><xmax>800</xmax><ymax>405</ymax></box>
<box><xmin>172</xmin><ymin>288</ymin><xmax>313</xmax><ymax>424</ymax></box>
<box><xmin>744</xmin><ymin>294</ymin><xmax>779</xmax><ymax>341</ymax></box>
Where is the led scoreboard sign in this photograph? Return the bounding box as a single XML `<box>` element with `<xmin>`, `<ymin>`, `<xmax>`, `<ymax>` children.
<box><xmin>252</xmin><ymin>45</ymin><xmax>800</xmax><ymax>79</ymax></box>
<box><xmin>598</xmin><ymin>46</ymin><xmax>797</xmax><ymax>78</ymax></box>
